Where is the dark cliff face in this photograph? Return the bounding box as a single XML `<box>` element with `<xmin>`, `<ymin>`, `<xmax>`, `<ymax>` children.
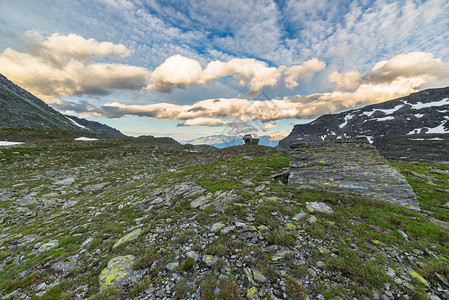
<box><xmin>0</xmin><ymin>74</ymin><xmax>125</xmax><ymax>137</ymax></box>
<box><xmin>277</xmin><ymin>87</ymin><xmax>449</xmax><ymax>149</ymax></box>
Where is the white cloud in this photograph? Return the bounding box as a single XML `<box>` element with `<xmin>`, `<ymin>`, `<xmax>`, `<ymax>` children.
<box><xmin>269</xmin><ymin>133</ymin><xmax>285</xmax><ymax>140</ymax></box>
<box><xmin>262</xmin><ymin>123</ymin><xmax>277</xmax><ymax>129</ymax></box>
<box><xmin>284</xmin><ymin>58</ymin><xmax>326</xmax><ymax>88</ymax></box>
<box><xmin>0</xmin><ymin>31</ymin><xmax>150</xmax><ymax>103</ymax></box>
<box><xmin>303</xmin><ymin>52</ymin><xmax>449</xmax><ymax>108</ymax></box>
<box><xmin>328</xmin><ymin>70</ymin><xmax>362</xmax><ymax>90</ymax></box>
<box><xmin>70</xmin><ymin>51</ymin><xmax>449</xmax><ymax>126</ymax></box>
<box><xmin>147</xmin><ymin>55</ymin><xmax>325</xmax><ymax>95</ymax></box>
<box><xmin>177</xmin><ymin>117</ymin><xmax>230</xmax><ymax>127</ymax></box>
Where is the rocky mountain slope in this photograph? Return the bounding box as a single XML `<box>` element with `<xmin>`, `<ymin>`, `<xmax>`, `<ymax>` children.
<box><xmin>0</xmin><ymin>74</ymin><xmax>125</xmax><ymax>137</ymax></box>
<box><xmin>278</xmin><ymin>87</ymin><xmax>449</xmax><ymax>149</ymax></box>
<box><xmin>0</xmin><ymin>130</ymin><xmax>448</xmax><ymax>299</ymax></box>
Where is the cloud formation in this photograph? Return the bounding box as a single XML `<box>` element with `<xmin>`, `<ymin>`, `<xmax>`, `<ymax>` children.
<box><xmin>146</xmin><ymin>55</ymin><xmax>325</xmax><ymax>95</ymax></box>
<box><xmin>0</xmin><ymin>31</ymin><xmax>150</xmax><ymax>103</ymax></box>
<box><xmin>313</xmin><ymin>52</ymin><xmax>449</xmax><ymax>108</ymax></box>
<box><xmin>61</xmin><ymin>52</ymin><xmax>449</xmax><ymax>127</ymax></box>
<box><xmin>284</xmin><ymin>58</ymin><xmax>326</xmax><ymax>88</ymax></box>
<box><xmin>177</xmin><ymin>117</ymin><xmax>230</xmax><ymax>127</ymax></box>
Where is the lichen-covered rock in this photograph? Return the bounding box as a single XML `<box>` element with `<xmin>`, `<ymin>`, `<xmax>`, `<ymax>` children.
<box><xmin>113</xmin><ymin>228</ymin><xmax>142</xmax><ymax>249</ymax></box>
<box><xmin>252</xmin><ymin>268</ymin><xmax>267</xmax><ymax>283</ymax></box>
<box><xmin>99</xmin><ymin>255</ymin><xmax>136</xmax><ymax>291</ymax></box>
<box><xmin>408</xmin><ymin>270</ymin><xmax>430</xmax><ymax>287</ymax></box>
<box><xmin>202</xmin><ymin>254</ymin><xmax>218</xmax><ymax>266</ymax></box>
<box><xmin>306</xmin><ymin>202</ymin><xmax>333</xmax><ymax>213</ymax></box>
<box><xmin>37</xmin><ymin>240</ymin><xmax>59</xmax><ymax>253</ymax></box>
<box><xmin>289</xmin><ymin>139</ymin><xmax>419</xmax><ymax>211</ymax></box>
<box><xmin>190</xmin><ymin>195</ymin><xmax>209</xmax><ymax>209</ymax></box>
<box><xmin>247</xmin><ymin>286</ymin><xmax>258</xmax><ymax>299</ymax></box>
<box><xmin>271</xmin><ymin>250</ymin><xmax>293</xmax><ymax>261</ymax></box>
<box><xmin>211</xmin><ymin>222</ymin><xmax>225</xmax><ymax>232</ymax></box>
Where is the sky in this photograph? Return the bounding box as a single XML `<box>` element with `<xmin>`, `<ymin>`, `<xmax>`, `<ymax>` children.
<box><xmin>1</xmin><ymin>0</ymin><xmax>449</xmax><ymax>142</ymax></box>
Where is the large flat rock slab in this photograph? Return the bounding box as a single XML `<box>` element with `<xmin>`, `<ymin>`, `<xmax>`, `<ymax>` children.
<box><xmin>288</xmin><ymin>138</ymin><xmax>419</xmax><ymax>211</ymax></box>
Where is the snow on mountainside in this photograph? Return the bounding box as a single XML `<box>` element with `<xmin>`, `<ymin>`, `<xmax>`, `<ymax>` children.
<box><xmin>278</xmin><ymin>87</ymin><xmax>449</xmax><ymax>149</ymax></box>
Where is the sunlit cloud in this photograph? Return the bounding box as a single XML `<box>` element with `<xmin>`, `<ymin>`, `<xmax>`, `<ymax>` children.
<box><xmin>146</xmin><ymin>54</ymin><xmax>325</xmax><ymax>95</ymax></box>
<box><xmin>284</xmin><ymin>58</ymin><xmax>326</xmax><ymax>88</ymax></box>
<box><xmin>58</xmin><ymin>52</ymin><xmax>449</xmax><ymax>127</ymax></box>
<box><xmin>0</xmin><ymin>31</ymin><xmax>150</xmax><ymax>103</ymax></box>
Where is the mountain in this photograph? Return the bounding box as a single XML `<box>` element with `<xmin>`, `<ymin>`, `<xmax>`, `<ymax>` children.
<box><xmin>278</xmin><ymin>87</ymin><xmax>449</xmax><ymax>149</ymax></box>
<box><xmin>0</xmin><ymin>73</ymin><xmax>125</xmax><ymax>137</ymax></box>
<box><xmin>185</xmin><ymin>134</ymin><xmax>281</xmax><ymax>148</ymax></box>
<box><xmin>64</xmin><ymin>115</ymin><xmax>125</xmax><ymax>137</ymax></box>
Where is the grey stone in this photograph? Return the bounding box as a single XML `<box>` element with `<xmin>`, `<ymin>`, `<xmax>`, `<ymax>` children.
<box><xmin>255</xmin><ymin>184</ymin><xmax>265</xmax><ymax>192</ymax></box>
<box><xmin>272</xmin><ymin>250</ymin><xmax>293</xmax><ymax>261</ymax></box>
<box><xmin>190</xmin><ymin>196</ymin><xmax>208</xmax><ymax>209</ymax></box>
<box><xmin>241</xmin><ymin>179</ymin><xmax>253</xmax><ymax>186</ymax></box>
<box><xmin>386</xmin><ymin>267</ymin><xmax>396</xmax><ymax>277</ymax></box>
<box><xmin>202</xmin><ymin>255</ymin><xmax>218</xmax><ymax>266</ymax></box>
<box><xmin>252</xmin><ymin>268</ymin><xmax>267</xmax><ymax>283</ymax></box>
<box><xmin>307</xmin><ymin>268</ymin><xmax>317</xmax><ymax>277</ymax></box>
<box><xmin>221</xmin><ymin>225</ymin><xmax>236</xmax><ymax>234</ymax></box>
<box><xmin>211</xmin><ymin>222</ymin><xmax>225</xmax><ymax>232</ymax></box>
<box><xmin>81</xmin><ymin>237</ymin><xmax>93</xmax><ymax>248</ymax></box>
<box><xmin>307</xmin><ymin>215</ymin><xmax>317</xmax><ymax>223</ymax></box>
<box><xmin>54</xmin><ymin>178</ymin><xmax>75</xmax><ymax>186</ymax></box>
<box><xmin>37</xmin><ymin>240</ymin><xmax>59</xmax><ymax>253</ymax></box>
<box><xmin>305</xmin><ymin>202</ymin><xmax>334</xmax><ymax>213</ymax></box>
<box><xmin>98</xmin><ymin>255</ymin><xmax>136</xmax><ymax>291</ymax></box>
<box><xmin>166</xmin><ymin>262</ymin><xmax>179</xmax><ymax>271</ymax></box>
<box><xmin>397</xmin><ymin>230</ymin><xmax>409</xmax><ymax>241</ymax></box>
<box><xmin>288</xmin><ymin>139</ymin><xmax>419</xmax><ymax>211</ymax></box>
<box><xmin>113</xmin><ymin>228</ymin><xmax>142</xmax><ymax>249</ymax></box>
<box><xmin>292</xmin><ymin>211</ymin><xmax>306</xmax><ymax>221</ymax></box>
<box><xmin>186</xmin><ymin>251</ymin><xmax>199</xmax><ymax>261</ymax></box>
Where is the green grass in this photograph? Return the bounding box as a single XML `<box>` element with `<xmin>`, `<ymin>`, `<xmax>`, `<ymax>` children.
<box><xmin>1</xmin><ymin>130</ymin><xmax>448</xmax><ymax>299</ymax></box>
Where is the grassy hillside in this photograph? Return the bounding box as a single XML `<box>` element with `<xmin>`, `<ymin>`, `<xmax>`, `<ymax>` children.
<box><xmin>0</xmin><ymin>131</ymin><xmax>447</xmax><ymax>299</ymax></box>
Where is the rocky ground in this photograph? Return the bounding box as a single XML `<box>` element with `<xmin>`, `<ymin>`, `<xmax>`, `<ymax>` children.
<box><xmin>0</xmin><ymin>131</ymin><xmax>448</xmax><ymax>299</ymax></box>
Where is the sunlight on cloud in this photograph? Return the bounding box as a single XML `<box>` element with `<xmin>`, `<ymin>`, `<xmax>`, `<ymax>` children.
<box><xmin>284</xmin><ymin>58</ymin><xmax>326</xmax><ymax>88</ymax></box>
<box><xmin>0</xmin><ymin>31</ymin><xmax>150</xmax><ymax>103</ymax></box>
<box><xmin>177</xmin><ymin>117</ymin><xmax>230</xmax><ymax>127</ymax></box>
<box><xmin>146</xmin><ymin>55</ymin><xmax>325</xmax><ymax>95</ymax></box>
<box><xmin>79</xmin><ymin>52</ymin><xmax>449</xmax><ymax>126</ymax></box>
<box><xmin>328</xmin><ymin>71</ymin><xmax>362</xmax><ymax>90</ymax></box>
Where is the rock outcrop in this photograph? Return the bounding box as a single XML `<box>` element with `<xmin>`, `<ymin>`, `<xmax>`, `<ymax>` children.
<box><xmin>288</xmin><ymin>138</ymin><xmax>419</xmax><ymax>210</ymax></box>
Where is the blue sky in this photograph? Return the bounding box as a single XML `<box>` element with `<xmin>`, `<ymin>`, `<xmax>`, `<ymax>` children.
<box><xmin>1</xmin><ymin>0</ymin><xmax>449</xmax><ymax>141</ymax></box>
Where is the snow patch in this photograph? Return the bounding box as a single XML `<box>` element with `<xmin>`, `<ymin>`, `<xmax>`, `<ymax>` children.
<box><xmin>409</xmin><ymin>138</ymin><xmax>444</xmax><ymax>141</ymax></box>
<box><xmin>376</xmin><ymin>105</ymin><xmax>405</xmax><ymax>115</ymax></box>
<box><xmin>66</xmin><ymin>117</ymin><xmax>88</xmax><ymax>130</ymax></box>
<box><xmin>407</xmin><ymin>129</ymin><xmax>421</xmax><ymax>135</ymax></box>
<box><xmin>75</xmin><ymin>137</ymin><xmax>99</xmax><ymax>141</ymax></box>
<box><xmin>373</xmin><ymin>116</ymin><xmax>395</xmax><ymax>122</ymax></box>
<box><xmin>339</xmin><ymin>114</ymin><xmax>354</xmax><ymax>128</ymax></box>
<box><xmin>361</xmin><ymin>104</ymin><xmax>404</xmax><ymax>118</ymax></box>
<box><xmin>413</xmin><ymin>114</ymin><xmax>424</xmax><ymax>118</ymax></box>
<box><xmin>426</xmin><ymin>123</ymin><xmax>448</xmax><ymax>134</ymax></box>
<box><xmin>0</xmin><ymin>141</ymin><xmax>24</xmax><ymax>146</ymax></box>
<box><xmin>405</xmin><ymin>98</ymin><xmax>449</xmax><ymax>110</ymax></box>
